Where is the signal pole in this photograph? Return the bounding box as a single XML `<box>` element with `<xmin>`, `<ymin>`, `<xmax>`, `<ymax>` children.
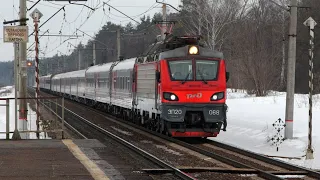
<box><xmin>304</xmin><ymin>17</ymin><xmax>317</xmax><ymax>160</ymax></box>
<box><xmin>18</xmin><ymin>0</ymin><xmax>28</xmax><ymax>139</ymax></box>
<box><xmin>117</xmin><ymin>28</ymin><xmax>121</xmax><ymax>60</ymax></box>
<box><xmin>30</xmin><ymin>8</ymin><xmax>43</xmax><ymax>139</ymax></box>
<box><xmin>78</xmin><ymin>49</ymin><xmax>81</xmax><ymax>70</ymax></box>
<box><xmin>93</xmin><ymin>41</ymin><xmax>96</xmax><ymax>65</ymax></box>
<box><xmin>12</xmin><ymin>42</ymin><xmax>21</xmax><ymax>140</ymax></box>
<box><xmin>285</xmin><ymin>0</ymin><xmax>297</xmax><ymax>139</ymax></box>
<box><xmin>19</xmin><ymin>0</ymin><xmax>28</xmax><ymax>120</ymax></box>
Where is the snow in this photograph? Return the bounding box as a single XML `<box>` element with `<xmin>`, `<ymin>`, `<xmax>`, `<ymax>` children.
<box><xmin>212</xmin><ymin>89</ymin><xmax>320</xmax><ymax>170</ymax></box>
<box><xmin>0</xmin><ymin>86</ymin><xmax>49</xmax><ymax>139</ymax></box>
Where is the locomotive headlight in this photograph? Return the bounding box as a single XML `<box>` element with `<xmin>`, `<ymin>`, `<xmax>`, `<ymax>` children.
<box><xmin>188</xmin><ymin>45</ymin><xmax>199</xmax><ymax>55</ymax></box>
<box><xmin>163</xmin><ymin>92</ymin><xmax>179</xmax><ymax>101</ymax></box>
<box><xmin>211</xmin><ymin>92</ymin><xmax>224</xmax><ymax>101</ymax></box>
<box><xmin>170</xmin><ymin>94</ymin><xmax>177</xmax><ymax>100</ymax></box>
<box><xmin>211</xmin><ymin>95</ymin><xmax>218</xmax><ymax>100</ymax></box>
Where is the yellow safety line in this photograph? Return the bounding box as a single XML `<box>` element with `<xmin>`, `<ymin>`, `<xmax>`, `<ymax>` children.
<box><xmin>62</xmin><ymin>139</ymin><xmax>110</xmax><ymax>180</ymax></box>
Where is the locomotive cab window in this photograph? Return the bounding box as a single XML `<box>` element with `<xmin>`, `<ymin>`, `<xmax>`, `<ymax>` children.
<box><xmin>195</xmin><ymin>60</ymin><xmax>219</xmax><ymax>81</ymax></box>
<box><xmin>168</xmin><ymin>60</ymin><xmax>192</xmax><ymax>81</ymax></box>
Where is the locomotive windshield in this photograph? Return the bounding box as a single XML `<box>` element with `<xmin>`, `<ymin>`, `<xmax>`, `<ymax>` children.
<box><xmin>195</xmin><ymin>60</ymin><xmax>218</xmax><ymax>81</ymax></box>
<box><xmin>168</xmin><ymin>60</ymin><xmax>193</xmax><ymax>81</ymax></box>
<box><xmin>168</xmin><ymin>59</ymin><xmax>219</xmax><ymax>81</ymax></box>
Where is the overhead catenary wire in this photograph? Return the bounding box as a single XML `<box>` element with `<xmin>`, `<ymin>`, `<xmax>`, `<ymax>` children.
<box><xmin>27</xmin><ymin>1</ymin><xmax>97</xmax><ymax>57</ymax></box>
<box><xmin>103</xmin><ymin>2</ymin><xmax>140</xmax><ymax>24</ymax></box>
<box><xmin>38</xmin><ymin>1</ymin><xmax>162</xmax><ymax>59</ymax></box>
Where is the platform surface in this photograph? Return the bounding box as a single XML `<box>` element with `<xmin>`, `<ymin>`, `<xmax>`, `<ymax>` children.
<box><xmin>0</xmin><ymin>139</ymin><xmax>99</xmax><ymax>180</ymax></box>
<box><xmin>0</xmin><ymin>139</ymin><xmax>156</xmax><ymax>180</ymax></box>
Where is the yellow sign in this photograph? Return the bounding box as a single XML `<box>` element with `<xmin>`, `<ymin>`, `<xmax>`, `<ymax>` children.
<box><xmin>3</xmin><ymin>26</ymin><xmax>28</xmax><ymax>43</ymax></box>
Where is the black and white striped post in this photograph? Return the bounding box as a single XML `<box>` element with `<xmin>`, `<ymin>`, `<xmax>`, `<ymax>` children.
<box><xmin>304</xmin><ymin>17</ymin><xmax>317</xmax><ymax>160</ymax></box>
<box><xmin>30</xmin><ymin>9</ymin><xmax>43</xmax><ymax>139</ymax></box>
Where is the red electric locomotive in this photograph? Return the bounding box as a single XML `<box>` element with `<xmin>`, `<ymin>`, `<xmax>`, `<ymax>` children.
<box><xmin>133</xmin><ymin>35</ymin><xmax>229</xmax><ymax>137</ymax></box>
<box><xmin>40</xmin><ymin>35</ymin><xmax>229</xmax><ymax>139</ymax></box>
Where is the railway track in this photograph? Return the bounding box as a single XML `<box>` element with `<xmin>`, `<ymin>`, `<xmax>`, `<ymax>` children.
<box><xmin>28</xmin><ymin>88</ymin><xmax>320</xmax><ymax>180</ymax></box>
<box><xmin>27</xmin><ymin>89</ymin><xmax>195</xmax><ymax>180</ymax></box>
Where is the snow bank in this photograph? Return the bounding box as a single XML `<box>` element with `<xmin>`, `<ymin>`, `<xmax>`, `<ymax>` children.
<box><xmin>212</xmin><ymin>89</ymin><xmax>320</xmax><ymax>170</ymax></box>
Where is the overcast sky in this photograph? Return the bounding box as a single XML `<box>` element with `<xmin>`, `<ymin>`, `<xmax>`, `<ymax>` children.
<box><xmin>0</xmin><ymin>0</ymin><xmax>181</xmax><ymax>62</ymax></box>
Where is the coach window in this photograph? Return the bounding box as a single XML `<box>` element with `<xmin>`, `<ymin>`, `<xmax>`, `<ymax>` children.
<box><xmin>114</xmin><ymin>77</ymin><xmax>116</xmax><ymax>89</ymax></box>
<box><xmin>127</xmin><ymin>77</ymin><xmax>130</xmax><ymax>90</ymax></box>
<box><xmin>122</xmin><ymin>77</ymin><xmax>125</xmax><ymax>90</ymax></box>
<box><xmin>98</xmin><ymin>78</ymin><xmax>101</xmax><ymax>88</ymax></box>
<box><xmin>103</xmin><ymin>78</ymin><xmax>107</xmax><ymax>87</ymax></box>
<box><xmin>116</xmin><ymin>77</ymin><xmax>118</xmax><ymax>89</ymax></box>
<box><xmin>121</xmin><ymin>77</ymin><xmax>123</xmax><ymax>90</ymax></box>
<box><xmin>119</xmin><ymin>77</ymin><xmax>122</xmax><ymax>90</ymax></box>
<box><xmin>125</xmin><ymin>77</ymin><xmax>127</xmax><ymax>90</ymax></box>
<box><xmin>121</xmin><ymin>77</ymin><xmax>123</xmax><ymax>89</ymax></box>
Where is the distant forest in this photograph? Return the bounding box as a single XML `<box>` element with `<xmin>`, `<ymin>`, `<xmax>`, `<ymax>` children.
<box><xmin>1</xmin><ymin>0</ymin><xmax>320</xmax><ymax>95</ymax></box>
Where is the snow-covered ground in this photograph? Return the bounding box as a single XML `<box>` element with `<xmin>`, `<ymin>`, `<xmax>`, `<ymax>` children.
<box><xmin>212</xmin><ymin>89</ymin><xmax>320</xmax><ymax>170</ymax></box>
<box><xmin>0</xmin><ymin>86</ymin><xmax>47</xmax><ymax>139</ymax></box>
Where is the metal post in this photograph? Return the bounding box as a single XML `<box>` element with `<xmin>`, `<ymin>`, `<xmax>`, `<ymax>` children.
<box><xmin>57</xmin><ymin>59</ymin><xmax>60</xmax><ymax>73</ymax></box>
<box><xmin>93</xmin><ymin>41</ymin><xmax>96</xmax><ymax>65</ymax></box>
<box><xmin>285</xmin><ymin>0</ymin><xmax>297</xmax><ymax>139</ymax></box>
<box><xmin>31</xmin><ymin>9</ymin><xmax>42</xmax><ymax>139</ymax></box>
<box><xmin>280</xmin><ymin>10</ymin><xmax>286</xmax><ymax>88</ymax></box>
<box><xmin>18</xmin><ymin>0</ymin><xmax>28</xmax><ymax>122</ymax></box>
<box><xmin>55</xmin><ymin>98</ymin><xmax>58</xmax><ymax>131</ymax></box>
<box><xmin>117</xmin><ymin>29</ymin><xmax>121</xmax><ymax>60</ymax></box>
<box><xmin>78</xmin><ymin>49</ymin><xmax>81</xmax><ymax>70</ymax></box>
<box><xmin>304</xmin><ymin>17</ymin><xmax>317</xmax><ymax>160</ymax></box>
<box><xmin>6</xmin><ymin>99</ymin><xmax>10</xmax><ymax>140</ymax></box>
<box><xmin>161</xmin><ymin>3</ymin><xmax>167</xmax><ymax>41</ymax></box>
<box><xmin>62</xmin><ymin>97</ymin><xmax>64</xmax><ymax>139</ymax></box>
<box><xmin>12</xmin><ymin>43</ymin><xmax>21</xmax><ymax>140</ymax></box>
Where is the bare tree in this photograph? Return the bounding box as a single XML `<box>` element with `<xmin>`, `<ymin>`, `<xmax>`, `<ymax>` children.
<box><xmin>182</xmin><ymin>0</ymin><xmax>250</xmax><ymax>50</ymax></box>
<box><xmin>230</xmin><ymin>0</ymin><xmax>284</xmax><ymax>96</ymax></box>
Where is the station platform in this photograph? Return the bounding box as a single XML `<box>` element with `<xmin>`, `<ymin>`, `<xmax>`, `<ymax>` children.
<box><xmin>0</xmin><ymin>139</ymin><xmax>153</xmax><ymax>180</ymax></box>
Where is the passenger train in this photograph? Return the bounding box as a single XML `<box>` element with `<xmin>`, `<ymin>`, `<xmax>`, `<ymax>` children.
<box><xmin>40</xmin><ymin>35</ymin><xmax>229</xmax><ymax>138</ymax></box>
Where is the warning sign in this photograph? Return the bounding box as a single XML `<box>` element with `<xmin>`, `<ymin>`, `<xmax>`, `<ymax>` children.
<box><xmin>3</xmin><ymin>26</ymin><xmax>28</xmax><ymax>43</ymax></box>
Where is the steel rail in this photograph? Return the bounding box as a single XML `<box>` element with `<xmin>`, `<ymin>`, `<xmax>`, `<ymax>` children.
<box><xmin>27</xmin><ymin>91</ymin><xmax>88</xmax><ymax>139</ymax></box>
<box><xmin>74</xmin><ymin>99</ymin><xmax>320</xmax><ymax>179</ymax></box>
<box><xmin>45</xmin><ymin>97</ymin><xmax>196</xmax><ymax>180</ymax></box>
<box><xmin>205</xmin><ymin>139</ymin><xmax>320</xmax><ymax>179</ymax></box>
<box><xmin>42</xmin><ymin>95</ymin><xmax>281</xmax><ymax>180</ymax></box>
<box><xmin>99</xmin><ymin>116</ymin><xmax>283</xmax><ymax>180</ymax></box>
<box><xmin>65</xmin><ymin>105</ymin><xmax>306</xmax><ymax>180</ymax></box>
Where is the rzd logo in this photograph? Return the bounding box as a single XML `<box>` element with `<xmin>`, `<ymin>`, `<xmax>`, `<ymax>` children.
<box><xmin>208</xmin><ymin>110</ymin><xmax>220</xmax><ymax>116</ymax></box>
<box><xmin>186</xmin><ymin>93</ymin><xmax>202</xmax><ymax>99</ymax></box>
<box><xmin>168</xmin><ymin>109</ymin><xmax>182</xmax><ymax>115</ymax></box>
